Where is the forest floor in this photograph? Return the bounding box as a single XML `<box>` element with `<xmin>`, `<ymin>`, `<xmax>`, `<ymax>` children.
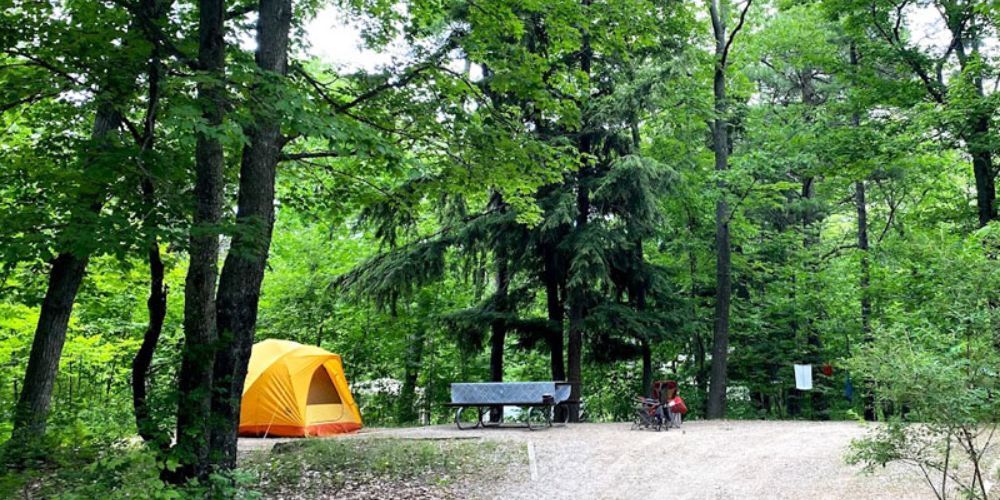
<box><xmin>239</xmin><ymin>420</ymin><xmax>996</xmax><ymax>499</ymax></box>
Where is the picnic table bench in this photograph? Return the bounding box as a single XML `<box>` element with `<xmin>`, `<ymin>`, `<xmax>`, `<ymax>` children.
<box><xmin>443</xmin><ymin>382</ymin><xmax>576</xmax><ymax>430</ymax></box>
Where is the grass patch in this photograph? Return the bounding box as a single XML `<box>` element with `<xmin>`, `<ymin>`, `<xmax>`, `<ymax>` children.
<box><xmin>242</xmin><ymin>437</ymin><xmax>523</xmax><ymax>498</ymax></box>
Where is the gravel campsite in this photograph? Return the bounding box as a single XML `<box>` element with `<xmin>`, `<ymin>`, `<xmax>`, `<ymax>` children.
<box><xmin>241</xmin><ymin>420</ymin><xmax>989</xmax><ymax>499</ymax></box>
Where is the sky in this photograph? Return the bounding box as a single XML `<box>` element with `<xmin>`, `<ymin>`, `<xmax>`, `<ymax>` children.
<box><xmin>302</xmin><ymin>6</ymin><xmax>403</xmax><ymax>72</ymax></box>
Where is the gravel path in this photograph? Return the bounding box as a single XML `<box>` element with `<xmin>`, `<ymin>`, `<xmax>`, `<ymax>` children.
<box><xmin>240</xmin><ymin>420</ymin><xmax>986</xmax><ymax>499</ymax></box>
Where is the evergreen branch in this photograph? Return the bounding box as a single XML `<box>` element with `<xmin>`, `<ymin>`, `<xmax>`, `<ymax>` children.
<box><xmin>337</xmin><ymin>204</ymin><xmax>506</xmax><ymax>300</ymax></box>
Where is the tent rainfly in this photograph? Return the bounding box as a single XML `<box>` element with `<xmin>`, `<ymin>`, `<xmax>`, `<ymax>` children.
<box><xmin>239</xmin><ymin>339</ymin><xmax>363</xmax><ymax>437</ymax></box>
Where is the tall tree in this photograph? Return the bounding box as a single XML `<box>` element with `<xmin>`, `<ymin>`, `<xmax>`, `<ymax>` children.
<box><xmin>849</xmin><ymin>43</ymin><xmax>876</xmax><ymax>421</ymax></box>
<box><xmin>565</xmin><ymin>0</ymin><xmax>594</xmax><ymax>423</ymax></box>
<box><xmin>208</xmin><ymin>0</ymin><xmax>293</xmax><ymax>472</ymax></box>
<box><xmin>9</xmin><ymin>113</ymin><xmax>117</xmax><ymax>447</ymax></box>
<box><xmin>5</xmin><ymin>2</ymin><xmax>149</xmax><ymax>450</ymax></box>
<box><xmin>172</xmin><ymin>0</ymin><xmax>226</xmax><ymax>480</ymax></box>
<box><xmin>706</xmin><ymin>0</ymin><xmax>752</xmax><ymax>420</ymax></box>
<box><xmin>130</xmin><ymin>0</ymin><xmax>173</xmax><ymax>446</ymax></box>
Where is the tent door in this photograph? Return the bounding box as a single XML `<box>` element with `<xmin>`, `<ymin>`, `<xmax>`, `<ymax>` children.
<box><xmin>306</xmin><ymin>366</ymin><xmax>345</xmax><ymax>423</ymax></box>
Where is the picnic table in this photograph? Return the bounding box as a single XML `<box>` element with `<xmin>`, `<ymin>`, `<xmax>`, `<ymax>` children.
<box><xmin>443</xmin><ymin>381</ymin><xmax>576</xmax><ymax>430</ymax></box>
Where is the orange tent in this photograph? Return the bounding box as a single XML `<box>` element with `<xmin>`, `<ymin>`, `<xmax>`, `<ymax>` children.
<box><xmin>239</xmin><ymin>339</ymin><xmax>362</xmax><ymax>437</ymax></box>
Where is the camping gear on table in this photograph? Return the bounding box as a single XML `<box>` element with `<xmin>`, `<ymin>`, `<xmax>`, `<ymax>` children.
<box><xmin>794</xmin><ymin>364</ymin><xmax>813</xmax><ymax>390</ymax></box>
<box><xmin>239</xmin><ymin>339</ymin><xmax>362</xmax><ymax>437</ymax></box>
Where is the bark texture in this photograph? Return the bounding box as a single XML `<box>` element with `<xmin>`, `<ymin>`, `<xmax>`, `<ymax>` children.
<box><xmin>489</xmin><ymin>250</ymin><xmax>510</xmax><ymax>422</ymax></box>
<box><xmin>706</xmin><ymin>18</ymin><xmax>732</xmax><ymax>420</ymax></box>
<box><xmin>543</xmin><ymin>241</ymin><xmax>566</xmax><ymax>381</ymax></box>
<box><xmin>950</xmin><ymin>13</ymin><xmax>996</xmax><ymax>227</ymax></box>
<box><xmin>207</xmin><ymin>0</ymin><xmax>292</xmax><ymax>471</ymax></box>
<box><xmin>173</xmin><ymin>0</ymin><xmax>226</xmax><ymax>480</ymax></box>
<box><xmin>567</xmin><ymin>173</ymin><xmax>588</xmax><ymax>422</ymax></box>
<box><xmin>706</xmin><ymin>0</ymin><xmax>751</xmax><ymax>420</ymax></box>
<box><xmin>132</xmin><ymin>241</ymin><xmax>167</xmax><ymax>443</ymax></box>
<box><xmin>398</xmin><ymin>327</ymin><xmax>425</xmax><ymax>423</ymax></box>
<box><xmin>11</xmin><ymin>253</ymin><xmax>91</xmax><ymax>444</ymax></box>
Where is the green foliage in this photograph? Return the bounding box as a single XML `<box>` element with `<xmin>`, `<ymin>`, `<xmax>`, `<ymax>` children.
<box><xmin>0</xmin><ymin>437</ymin><xmax>182</xmax><ymax>499</ymax></box>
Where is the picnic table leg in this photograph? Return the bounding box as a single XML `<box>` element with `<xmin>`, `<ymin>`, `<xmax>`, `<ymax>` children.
<box><xmin>481</xmin><ymin>405</ymin><xmax>502</xmax><ymax>428</ymax></box>
<box><xmin>455</xmin><ymin>406</ymin><xmax>485</xmax><ymax>430</ymax></box>
<box><xmin>554</xmin><ymin>403</ymin><xmax>569</xmax><ymax>425</ymax></box>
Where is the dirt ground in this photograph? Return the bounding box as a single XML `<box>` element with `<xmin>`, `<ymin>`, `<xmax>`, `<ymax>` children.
<box><xmin>240</xmin><ymin>420</ymin><xmax>998</xmax><ymax>499</ymax></box>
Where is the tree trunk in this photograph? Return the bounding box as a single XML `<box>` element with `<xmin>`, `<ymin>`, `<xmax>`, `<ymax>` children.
<box><xmin>9</xmin><ymin>103</ymin><xmax>121</xmax><ymax>448</ymax></box>
<box><xmin>706</xmin><ymin>42</ymin><xmax>732</xmax><ymax>420</ymax></box>
<box><xmin>207</xmin><ymin>0</ymin><xmax>292</xmax><ymax>472</ymax></box>
<box><xmin>687</xmin><ymin>210</ymin><xmax>708</xmax><ymax>399</ymax></box>
<box><xmin>543</xmin><ymin>241</ymin><xmax>566</xmax><ymax>381</ymax></box>
<box><xmin>544</xmin><ymin>241</ymin><xmax>567</xmax><ymax>423</ymax></box>
<box><xmin>567</xmin><ymin>170</ymin><xmax>588</xmax><ymax>422</ymax></box>
<box><xmin>970</xmin><ymin>118</ymin><xmax>996</xmax><ymax>227</ymax></box>
<box><xmin>634</xmin><ymin>239</ymin><xmax>652</xmax><ymax>396</ymax></box>
<box><xmin>565</xmin><ymin>0</ymin><xmax>593</xmax><ymax>423</ymax></box>
<box><xmin>951</xmin><ymin>15</ymin><xmax>996</xmax><ymax>227</ymax></box>
<box><xmin>641</xmin><ymin>340</ymin><xmax>652</xmax><ymax>397</ymax></box>
<box><xmin>793</xmin><ymin>179</ymin><xmax>818</xmax><ymax>419</ymax></box>
<box><xmin>848</xmin><ymin>44</ymin><xmax>876</xmax><ymax>422</ymax></box>
<box><xmin>795</xmin><ymin>73</ymin><xmax>827</xmax><ymax>418</ymax></box>
<box><xmin>132</xmin><ymin>2</ymin><xmax>169</xmax><ymax>444</ymax></box>
<box><xmin>10</xmin><ymin>253</ymin><xmax>90</xmax><ymax>446</ymax></box>
<box><xmin>489</xmin><ymin>245</ymin><xmax>510</xmax><ymax>422</ymax></box>
<box><xmin>856</xmin><ymin>179</ymin><xmax>871</xmax><ymax>341</ymax></box>
<box><xmin>398</xmin><ymin>327</ymin><xmax>425</xmax><ymax>423</ymax></box>
<box><xmin>172</xmin><ymin>0</ymin><xmax>226</xmax><ymax>480</ymax></box>
<box><xmin>132</xmin><ymin>240</ymin><xmax>167</xmax><ymax>444</ymax></box>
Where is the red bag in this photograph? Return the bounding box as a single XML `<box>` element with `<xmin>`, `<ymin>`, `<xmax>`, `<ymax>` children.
<box><xmin>669</xmin><ymin>396</ymin><xmax>688</xmax><ymax>415</ymax></box>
